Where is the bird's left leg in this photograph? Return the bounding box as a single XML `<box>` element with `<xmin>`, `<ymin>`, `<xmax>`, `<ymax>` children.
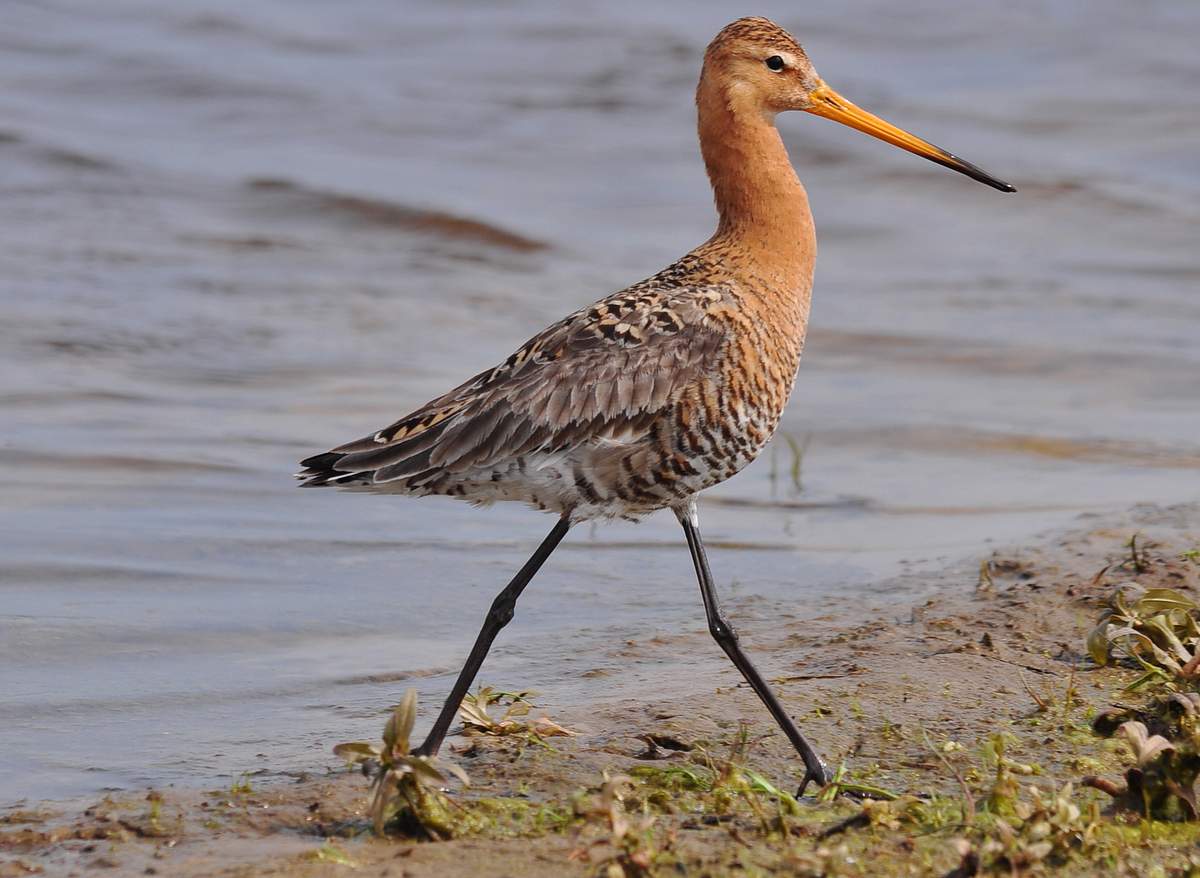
<box><xmin>675</xmin><ymin>501</ymin><xmax>830</xmax><ymax>795</ymax></box>
<box><xmin>414</xmin><ymin>516</ymin><xmax>571</xmax><ymax>757</ymax></box>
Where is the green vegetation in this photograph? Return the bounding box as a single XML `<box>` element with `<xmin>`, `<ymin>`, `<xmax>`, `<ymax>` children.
<box><xmin>1081</xmin><ymin>576</ymin><xmax>1200</xmax><ymax>822</ymax></box>
<box><xmin>458</xmin><ymin>686</ymin><xmax>575</xmax><ymax>744</ymax></box>
<box><xmin>333</xmin><ymin>689</ymin><xmax>470</xmax><ymax>838</ymax></box>
<box><xmin>1087</xmin><ymin>584</ymin><xmax>1200</xmax><ymax>688</ymax></box>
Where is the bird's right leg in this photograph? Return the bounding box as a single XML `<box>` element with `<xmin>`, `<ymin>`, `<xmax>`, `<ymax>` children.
<box><xmin>675</xmin><ymin>501</ymin><xmax>830</xmax><ymax>795</ymax></box>
<box><xmin>414</xmin><ymin>517</ymin><xmax>571</xmax><ymax>757</ymax></box>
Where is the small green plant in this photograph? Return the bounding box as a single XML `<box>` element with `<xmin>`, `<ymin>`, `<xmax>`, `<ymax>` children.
<box><xmin>768</xmin><ymin>431</ymin><xmax>810</xmax><ymax>495</ymax></box>
<box><xmin>1125</xmin><ymin>533</ymin><xmax>1151</xmax><ymax>574</ymax></box>
<box><xmin>981</xmin><ymin>733</ymin><xmax>1038</xmax><ymax>817</ymax></box>
<box><xmin>569</xmin><ymin>772</ymin><xmax>673</xmax><ymax>877</ymax></box>
<box><xmin>974</xmin><ymin>783</ymin><xmax>1099</xmax><ymax>873</ymax></box>
<box><xmin>781</xmin><ymin>432</ymin><xmax>810</xmax><ymax>493</ymax></box>
<box><xmin>1084</xmin><ymin>720</ymin><xmax>1199</xmax><ymax>821</ymax></box>
<box><xmin>1087</xmin><ymin>584</ymin><xmax>1200</xmax><ymax>689</ymax></box>
<box><xmin>333</xmin><ymin>689</ymin><xmax>470</xmax><ymax>838</ymax></box>
<box><xmin>458</xmin><ymin>686</ymin><xmax>575</xmax><ymax>743</ymax></box>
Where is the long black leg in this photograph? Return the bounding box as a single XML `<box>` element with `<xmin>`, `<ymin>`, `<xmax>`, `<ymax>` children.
<box><xmin>415</xmin><ymin>516</ymin><xmax>571</xmax><ymax>757</ymax></box>
<box><xmin>676</xmin><ymin>503</ymin><xmax>829</xmax><ymax>795</ymax></box>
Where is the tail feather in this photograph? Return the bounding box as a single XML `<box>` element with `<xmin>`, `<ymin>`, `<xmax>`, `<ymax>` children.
<box><xmin>296</xmin><ymin>451</ymin><xmax>358</xmax><ymax>486</ymax></box>
<box><xmin>298</xmin><ymin>451</ymin><xmax>343</xmax><ymax>472</ymax></box>
<box><xmin>297</xmin><ymin>419</ymin><xmax>451</xmax><ymax>488</ymax></box>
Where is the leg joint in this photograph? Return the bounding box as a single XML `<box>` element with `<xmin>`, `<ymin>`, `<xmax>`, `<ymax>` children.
<box><xmin>708</xmin><ymin>615</ymin><xmax>738</xmax><ymax>646</ymax></box>
<box><xmin>487</xmin><ymin>592</ymin><xmax>517</xmax><ymax>628</ymax></box>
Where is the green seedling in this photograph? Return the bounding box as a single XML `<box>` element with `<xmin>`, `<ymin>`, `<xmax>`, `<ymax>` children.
<box><xmin>768</xmin><ymin>431</ymin><xmax>810</xmax><ymax>496</ymax></box>
<box><xmin>781</xmin><ymin>432</ymin><xmax>810</xmax><ymax>493</ymax></box>
<box><xmin>1125</xmin><ymin>533</ymin><xmax>1150</xmax><ymax>574</ymax></box>
<box><xmin>333</xmin><ymin>689</ymin><xmax>470</xmax><ymax>838</ymax></box>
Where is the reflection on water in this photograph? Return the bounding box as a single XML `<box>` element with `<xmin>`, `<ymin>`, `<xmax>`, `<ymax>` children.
<box><xmin>1</xmin><ymin>0</ymin><xmax>1198</xmax><ymax>804</ymax></box>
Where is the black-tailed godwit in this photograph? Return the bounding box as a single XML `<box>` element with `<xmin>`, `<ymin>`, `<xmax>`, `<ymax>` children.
<box><xmin>299</xmin><ymin>16</ymin><xmax>1014</xmax><ymax>793</ymax></box>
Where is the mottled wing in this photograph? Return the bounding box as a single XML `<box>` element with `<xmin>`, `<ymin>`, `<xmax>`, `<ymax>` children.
<box><xmin>297</xmin><ymin>285</ymin><xmax>729</xmax><ymax>487</ymax></box>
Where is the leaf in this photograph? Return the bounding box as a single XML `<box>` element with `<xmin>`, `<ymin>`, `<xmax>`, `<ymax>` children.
<box><xmin>1086</xmin><ymin>623</ymin><xmax>1111</xmax><ymax>666</ymax></box>
<box><xmin>1107</xmin><ymin>626</ymin><xmax>1175</xmax><ymax>667</ymax></box>
<box><xmin>1106</xmin><ymin>625</ymin><xmax>1146</xmax><ymax>644</ymax></box>
<box><xmin>742</xmin><ymin>768</ymin><xmax>784</xmax><ymax>797</ymax></box>
<box><xmin>503</xmin><ymin>701</ymin><xmax>533</xmax><ymax>720</ymax></box>
<box><xmin>459</xmin><ymin>693</ymin><xmax>498</xmax><ymax>732</ymax></box>
<box><xmin>1111</xmin><ymin>585</ymin><xmax>1140</xmax><ymax>618</ymax></box>
<box><xmin>371</xmin><ymin>772</ymin><xmax>400</xmax><ymax>834</ymax></box>
<box><xmin>407</xmin><ymin>758</ymin><xmax>448</xmax><ymax>787</ymax></box>
<box><xmin>531</xmin><ymin>716</ymin><xmax>575</xmax><ymax>738</ymax></box>
<box><xmin>1119</xmin><ymin>721</ymin><xmax>1175</xmax><ymax>768</ymax></box>
<box><xmin>1141</xmin><ymin>616</ymin><xmax>1194</xmax><ymax>661</ymax></box>
<box><xmin>438</xmin><ymin>759</ymin><xmax>471</xmax><ymax>787</ymax></box>
<box><xmin>1136</xmin><ymin>589</ymin><xmax>1198</xmax><ymax>613</ymax></box>
<box><xmin>392</xmin><ymin>690</ymin><xmax>418</xmax><ymax>755</ymax></box>
<box><xmin>1124</xmin><ymin>668</ymin><xmax>1172</xmax><ymax>692</ymax></box>
<box><xmin>333</xmin><ymin>741</ymin><xmax>380</xmax><ymax>764</ymax></box>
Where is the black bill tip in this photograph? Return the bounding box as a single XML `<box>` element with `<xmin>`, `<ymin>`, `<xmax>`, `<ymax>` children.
<box><xmin>936</xmin><ymin>148</ymin><xmax>1016</xmax><ymax>193</ymax></box>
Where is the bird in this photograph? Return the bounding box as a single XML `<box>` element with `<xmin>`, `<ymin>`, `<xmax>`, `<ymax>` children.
<box><xmin>298</xmin><ymin>16</ymin><xmax>1014</xmax><ymax>794</ymax></box>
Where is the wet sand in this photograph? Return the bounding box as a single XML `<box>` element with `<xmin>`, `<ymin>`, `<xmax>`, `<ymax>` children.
<box><xmin>4</xmin><ymin>503</ymin><xmax>1198</xmax><ymax>876</ymax></box>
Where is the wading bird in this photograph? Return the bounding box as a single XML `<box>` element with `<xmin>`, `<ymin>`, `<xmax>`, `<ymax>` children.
<box><xmin>299</xmin><ymin>17</ymin><xmax>1014</xmax><ymax>793</ymax></box>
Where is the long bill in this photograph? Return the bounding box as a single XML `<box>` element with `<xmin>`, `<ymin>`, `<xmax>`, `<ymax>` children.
<box><xmin>806</xmin><ymin>82</ymin><xmax>1016</xmax><ymax>193</ymax></box>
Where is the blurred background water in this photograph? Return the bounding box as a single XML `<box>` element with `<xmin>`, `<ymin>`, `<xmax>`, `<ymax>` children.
<box><xmin>1</xmin><ymin>0</ymin><xmax>1198</xmax><ymax>804</ymax></box>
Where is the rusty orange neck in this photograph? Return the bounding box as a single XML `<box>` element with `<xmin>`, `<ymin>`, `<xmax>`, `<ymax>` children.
<box><xmin>696</xmin><ymin>76</ymin><xmax>816</xmax><ymax>292</ymax></box>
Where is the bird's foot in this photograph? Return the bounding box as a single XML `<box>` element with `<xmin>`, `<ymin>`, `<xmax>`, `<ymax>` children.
<box><xmin>795</xmin><ymin>760</ymin><xmax>831</xmax><ymax>799</ymax></box>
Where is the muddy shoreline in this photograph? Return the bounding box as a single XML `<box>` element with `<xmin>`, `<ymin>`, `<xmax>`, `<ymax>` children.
<box><xmin>4</xmin><ymin>503</ymin><xmax>1198</xmax><ymax>877</ymax></box>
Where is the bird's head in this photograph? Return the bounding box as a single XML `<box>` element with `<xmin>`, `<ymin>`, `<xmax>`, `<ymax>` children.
<box><xmin>701</xmin><ymin>17</ymin><xmax>1015</xmax><ymax>192</ymax></box>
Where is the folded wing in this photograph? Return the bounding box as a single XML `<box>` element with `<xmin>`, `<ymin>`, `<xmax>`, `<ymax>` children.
<box><xmin>297</xmin><ymin>286</ymin><xmax>729</xmax><ymax>488</ymax></box>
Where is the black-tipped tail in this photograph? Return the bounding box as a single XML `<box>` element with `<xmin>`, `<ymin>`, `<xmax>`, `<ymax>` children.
<box><xmin>296</xmin><ymin>451</ymin><xmax>372</xmax><ymax>487</ymax></box>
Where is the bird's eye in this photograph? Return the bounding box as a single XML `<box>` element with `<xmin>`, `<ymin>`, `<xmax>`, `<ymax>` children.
<box><xmin>765</xmin><ymin>55</ymin><xmax>785</xmax><ymax>72</ymax></box>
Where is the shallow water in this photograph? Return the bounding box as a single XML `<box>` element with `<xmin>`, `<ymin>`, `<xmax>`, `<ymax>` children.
<box><xmin>1</xmin><ymin>0</ymin><xmax>1198</xmax><ymax>804</ymax></box>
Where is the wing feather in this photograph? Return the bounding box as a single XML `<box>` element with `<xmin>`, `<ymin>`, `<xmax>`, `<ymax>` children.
<box><xmin>298</xmin><ymin>282</ymin><xmax>731</xmax><ymax>487</ymax></box>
